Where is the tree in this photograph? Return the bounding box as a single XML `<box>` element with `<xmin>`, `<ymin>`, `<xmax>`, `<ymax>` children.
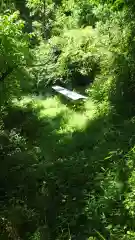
<box><xmin>0</xmin><ymin>11</ymin><xmax>30</xmax><ymax>104</ymax></box>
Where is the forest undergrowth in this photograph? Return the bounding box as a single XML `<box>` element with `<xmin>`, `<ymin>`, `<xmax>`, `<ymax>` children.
<box><xmin>1</xmin><ymin>0</ymin><xmax>135</xmax><ymax>239</ymax></box>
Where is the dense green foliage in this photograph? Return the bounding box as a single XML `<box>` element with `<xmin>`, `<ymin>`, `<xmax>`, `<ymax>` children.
<box><xmin>1</xmin><ymin>0</ymin><xmax>135</xmax><ymax>239</ymax></box>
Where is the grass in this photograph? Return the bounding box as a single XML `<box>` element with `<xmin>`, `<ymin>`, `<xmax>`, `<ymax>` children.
<box><xmin>3</xmin><ymin>93</ymin><xmax>135</xmax><ymax>239</ymax></box>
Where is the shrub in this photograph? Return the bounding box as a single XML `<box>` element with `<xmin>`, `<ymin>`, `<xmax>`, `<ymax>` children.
<box><xmin>89</xmin><ymin>7</ymin><xmax>135</xmax><ymax>109</ymax></box>
<box><xmin>32</xmin><ymin>26</ymin><xmax>101</xmax><ymax>92</ymax></box>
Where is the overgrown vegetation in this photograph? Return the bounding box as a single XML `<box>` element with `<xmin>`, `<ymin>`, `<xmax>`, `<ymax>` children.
<box><xmin>1</xmin><ymin>0</ymin><xmax>135</xmax><ymax>239</ymax></box>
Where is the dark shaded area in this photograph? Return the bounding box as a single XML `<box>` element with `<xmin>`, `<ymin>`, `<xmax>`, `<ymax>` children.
<box><xmin>109</xmin><ymin>25</ymin><xmax>135</xmax><ymax>118</ymax></box>
<box><xmin>52</xmin><ymin>46</ymin><xmax>62</xmax><ymax>62</ymax></box>
<box><xmin>14</xmin><ymin>0</ymin><xmax>32</xmax><ymax>33</ymax></box>
<box><xmin>64</xmin><ymin>10</ymin><xmax>72</xmax><ymax>16</ymax></box>
<box><xmin>42</xmin><ymin>111</ymin><xmax>135</xmax><ymax>239</ymax></box>
<box><xmin>72</xmin><ymin>71</ymin><xmax>92</xmax><ymax>87</ymax></box>
<box><xmin>1</xmin><ymin>99</ymin><xmax>135</xmax><ymax>239</ymax></box>
<box><xmin>0</xmin><ymin>66</ymin><xmax>14</xmax><ymax>82</ymax></box>
<box><xmin>0</xmin><ymin>102</ymin><xmax>64</xmax><ymax>239</ymax></box>
<box><xmin>66</xmin><ymin>61</ymin><xmax>100</xmax><ymax>88</ymax></box>
<box><xmin>78</xmin><ymin>2</ymin><xmax>97</xmax><ymax>28</ymax></box>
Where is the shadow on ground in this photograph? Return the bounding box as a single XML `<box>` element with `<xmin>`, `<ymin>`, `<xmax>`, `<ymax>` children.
<box><xmin>1</xmin><ymin>100</ymin><xmax>135</xmax><ymax>239</ymax></box>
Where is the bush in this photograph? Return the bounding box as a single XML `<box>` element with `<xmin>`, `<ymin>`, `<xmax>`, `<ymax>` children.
<box><xmin>89</xmin><ymin>7</ymin><xmax>135</xmax><ymax>109</ymax></box>
<box><xmin>32</xmin><ymin>26</ymin><xmax>101</xmax><ymax>92</ymax></box>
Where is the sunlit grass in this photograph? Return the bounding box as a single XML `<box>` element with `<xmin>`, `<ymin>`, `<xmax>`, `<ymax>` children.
<box><xmin>16</xmin><ymin>94</ymin><xmax>96</xmax><ymax>134</ymax></box>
